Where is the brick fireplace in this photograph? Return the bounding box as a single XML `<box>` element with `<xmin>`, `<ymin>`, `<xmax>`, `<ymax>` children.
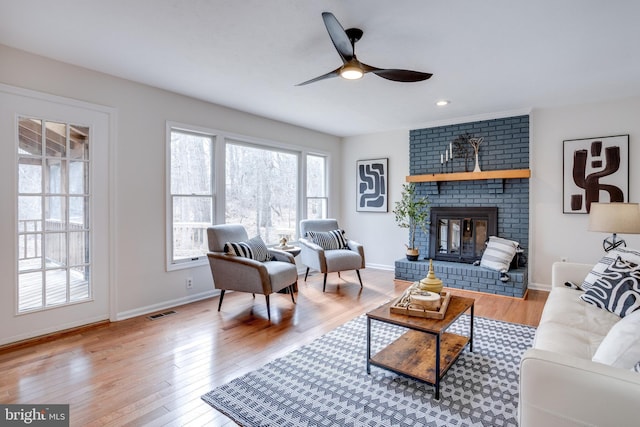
<box><xmin>394</xmin><ymin>115</ymin><xmax>530</xmax><ymax>297</ymax></box>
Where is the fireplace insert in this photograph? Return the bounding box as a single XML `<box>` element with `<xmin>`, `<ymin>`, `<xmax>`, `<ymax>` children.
<box><xmin>429</xmin><ymin>207</ymin><xmax>498</xmax><ymax>263</ymax></box>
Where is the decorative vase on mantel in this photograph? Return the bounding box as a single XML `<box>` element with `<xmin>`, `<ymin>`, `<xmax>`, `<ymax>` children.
<box><xmin>418</xmin><ymin>259</ymin><xmax>443</xmax><ymax>294</ymax></box>
<box><xmin>473</xmin><ymin>150</ymin><xmax>481</xmax><ymax>172</ymax></box>
<box><xmin>469</xmin><ymin>137</ymin><xmax>484</xmax><ymax>173</ymax></box>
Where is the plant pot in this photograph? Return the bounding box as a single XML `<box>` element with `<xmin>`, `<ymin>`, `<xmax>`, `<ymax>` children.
<box><xmin>406</xmin><ymin>248</ymin><xmax>419</xmax><ymax>261</ymax></box>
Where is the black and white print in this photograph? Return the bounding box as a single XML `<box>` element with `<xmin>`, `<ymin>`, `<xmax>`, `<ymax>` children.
<box><xmin>357</xmin><ymin>158</ymin><xmax>388</xmax><ymax>212</ymax></box>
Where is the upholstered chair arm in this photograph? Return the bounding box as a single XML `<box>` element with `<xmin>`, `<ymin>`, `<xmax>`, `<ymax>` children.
<box><xmin>347</xmin><ymin>239</ymin><xmax>365</xmax><ymax>269</ymax></box>
<box><xmin>268</xmin><ymin>248</ymin><xmax>295</xmax><ymax>264</ymax></box>
<box><xmin>299</xmin><ymin>237</ymin><xmax>326</xmax><ymax>272</ymax></box>
<box><xmin>207</xmin><ymin>252</ymin><xmax>271</xmax><ymax>294</ymax></box>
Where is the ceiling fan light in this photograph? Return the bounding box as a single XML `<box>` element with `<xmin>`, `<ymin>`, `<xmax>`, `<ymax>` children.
<box><xmin>340</xmin><ymin>64</ymin><xmax>364</xmax><ymax>80</ymax></box>
<box><xmin>436</xmin><ymin>100</ymin><xmax>450</xmax><ymax>106</ymax></box>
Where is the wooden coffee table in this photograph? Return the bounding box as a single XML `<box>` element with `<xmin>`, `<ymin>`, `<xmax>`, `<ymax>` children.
<box><xmin>366</xmin><ymin>295</ymin><xmax>474</xmax><ymax>400</ymax></box>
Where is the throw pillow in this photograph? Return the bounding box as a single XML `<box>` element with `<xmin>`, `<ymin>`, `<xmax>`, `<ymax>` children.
<box><xmin>592</xmin><ymin>310</ymin><xmax>640</xmax><ymax>369</ymax></box>
<box><xmin>306</xmin><ymin>229</ymin><xmax>348</xmax><ymax>250</ymax></box>
<box><xmin>224</xmin><ymin>236</ymin><xmax>270</xmax><ymax>262</ymax></box>
<box><xmin>479</xmin><ymin>236</ymin><xmax>519</xmax><ymax>272</ymax></box>
<box><xmin>579</xmin><ymin>256</ymin><xmax>640</xmax><ymax>317</ymax></box>
<box><xmin>582</xmin><ymin>247</ymin><xmax>640</xmax><ymax>291</ymax></box>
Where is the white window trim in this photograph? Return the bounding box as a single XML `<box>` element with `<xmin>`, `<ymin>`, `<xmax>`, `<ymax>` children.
<box><xmin>165</xmin><ymin>121</ymin><xmax>331</xmax><ymax>271</ymax></box>
<box><xmin>165</xmin><ymin>122</ymin><xmax>216</xmax><ymax>271</ymax></box>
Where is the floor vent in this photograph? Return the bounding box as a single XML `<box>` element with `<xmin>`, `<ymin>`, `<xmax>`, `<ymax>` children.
<box><xmin>147</xmin><ymin>310</ymin><xmax>177</xmax><ymax>320</ymax></box>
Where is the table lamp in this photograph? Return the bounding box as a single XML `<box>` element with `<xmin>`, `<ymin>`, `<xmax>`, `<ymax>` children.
<box><xmin>588</xmin><ymin>202</ymin><xmax>640</xmax><ymax>252</ymax></box>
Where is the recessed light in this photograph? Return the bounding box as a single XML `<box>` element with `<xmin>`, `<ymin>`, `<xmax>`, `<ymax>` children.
<box><xmin>436</xmin><ymin>100</ymin><xmax>450</xmax><ymax>107</ymax></box>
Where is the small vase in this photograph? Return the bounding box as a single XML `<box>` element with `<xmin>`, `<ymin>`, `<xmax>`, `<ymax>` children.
<box><xmin>473</xmin><ymin>151</ymin><xmax>481</xmax><ymax>172</ymax></box>
<box><xmin>406</xmin><ymin>248</ymin><xmax>419</xmax><ymax>261</ymax></box>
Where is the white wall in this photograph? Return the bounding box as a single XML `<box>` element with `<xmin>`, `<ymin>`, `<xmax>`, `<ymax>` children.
<box><xmin>0</xmin><ymin>44</ymin><xmax>341</xmax><ymax>341</ymax></box>
<box><xmin>341</xmin><ymin>97</ymin><xmax>640</xmax><ymax>289</ymax></box>
<box><xmin>530</xmin><ymin>97</ymin><xmax>640</xmax><ymax>285</ymax></box>
<box><xmin>340</xmin><ymin>130</ymin><xmax>410</xmax><ymax>270</ymax></box>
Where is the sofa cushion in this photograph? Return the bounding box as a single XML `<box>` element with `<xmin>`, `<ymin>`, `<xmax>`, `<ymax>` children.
<box><xmin>533</xmin><ymin>286</ymin><xmax>620</xmax><ymax>359</ymax></box>
<box><xmin>224</xmin><ymin>236</ymin><xmax>270</xmax><ymax>262</ymax></box>
<box><xmin>592</xmin><ymin>310</ymin><xmax>640</xmax><ymax>369</ymax></box>
<box><xmin>480</xmin><ymin>236</ymin><xmax>518</xmax><ymax>272</ymax></box>
<box><xmin>582</xmin><ymin>247</ymin><xmax>640</xmax><ymax>291</ymax></box>
<box><xmin>580</xmin><ymin>256</ymin><xmax>640</xmax><ymax>317</ymax></box>
<box><xmin>306</xmin><ymin>229</ymin><xmax>348</xmax><ymax>250</ymax></box>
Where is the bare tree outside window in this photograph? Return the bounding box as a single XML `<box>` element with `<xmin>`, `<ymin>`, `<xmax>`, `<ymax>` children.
<box><xmin>225</xmin><ymin>143</ymin><xmax>298</xmax><ymax>244</ymax></box>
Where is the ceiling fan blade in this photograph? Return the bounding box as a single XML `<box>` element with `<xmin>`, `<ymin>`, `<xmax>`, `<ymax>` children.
<box><xmin>296</xmin><ymin>67</ymin><xmax>342</xmax><ymax>86</ymax></box>
<box><xmin>321</xmin><ymin>12</ymin><xmax>353</xmax><ymax>63</ymax></box>
<box><xmin>363</xmin><ymin>64</ymin><xmax>433</xmax><ymax>82</ymax></box>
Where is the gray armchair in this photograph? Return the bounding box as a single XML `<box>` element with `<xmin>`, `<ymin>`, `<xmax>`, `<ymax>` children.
<box><xmin>207</xmin><ymin>224</ymin><xmax>298</xmax><ymax>320</ymax></box>
<box><xmin>299</xmin><ymin>219</ymin><xmax>365</xmax><ymax>292</ymax></box>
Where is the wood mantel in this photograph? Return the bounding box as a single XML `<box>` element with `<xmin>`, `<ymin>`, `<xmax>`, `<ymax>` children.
<box><xmin>406</xmin><ymin>169</ymin><xmax>531</xmax><ymax>183</ymax></box>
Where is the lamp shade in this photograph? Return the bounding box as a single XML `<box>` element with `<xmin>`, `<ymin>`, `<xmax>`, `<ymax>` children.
<box><xmin>588</xmin><ymin>203</ymin><xmax>640</xmax><ymax>234</ymax></box>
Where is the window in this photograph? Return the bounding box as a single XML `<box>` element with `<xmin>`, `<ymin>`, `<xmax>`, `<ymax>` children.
<box><xmin>167</xmin><ymin>127</ymin><xmax>214</xmax><ymax>269</ymax></box>
<box><xmin>166</xmin><ymin>123</ymin><xmax>329</xmax><ymax>268</ymax></box>
<box><xmin>306</xmin><ymin>154</ymin><xmax>328</xmax><ymax>219</ymax></box>
<box><xmin>17</xmin><ymin>117</ymin><xmax>91</xmax><ymax>312</ymax></box>
<box><xmin>225</xmin><ymin>142</ymin><xmax>298</xmax><ymax>244</ymax></box>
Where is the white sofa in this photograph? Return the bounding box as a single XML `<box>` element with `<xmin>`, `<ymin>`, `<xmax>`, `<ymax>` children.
<box><xmin>519</xmin><ymin>261</ymin><xmax>640</xmax><ymax>427</ymax></box>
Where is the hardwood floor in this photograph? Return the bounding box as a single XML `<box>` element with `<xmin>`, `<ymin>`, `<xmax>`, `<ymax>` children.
<box><xmin>0</xmin><ymin>269</ymin><xmax>547</xmax><ymax>426</ymax></box>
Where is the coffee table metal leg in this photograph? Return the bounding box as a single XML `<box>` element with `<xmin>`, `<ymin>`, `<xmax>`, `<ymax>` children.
<box><xmin>435</xmin><ymin>333</ymin><xmax>441</xmax><ymax>400</ymax></box>
<box><xmin>470</xmin><ymin>304</ymin><xmax>474</xmax><ymax>352</ymax></box>
<box><xmin>366</xmin><ymin>316</ymin><xmax>371</xmax><ymax>374</ymax></box>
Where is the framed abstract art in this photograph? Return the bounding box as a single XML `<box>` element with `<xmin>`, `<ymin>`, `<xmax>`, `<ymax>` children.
<box><xmin>563</xmin><ymin>134</ymin><xmax>629</xmax><ymax>213</ymax></box>
<box><xmin>356</xmin><ymin>158</ymin><xmax>388</xmax><ymax>212</ymax></box>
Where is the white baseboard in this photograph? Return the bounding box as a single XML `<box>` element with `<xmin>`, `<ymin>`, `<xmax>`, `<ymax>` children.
<box><xmin>365</xmin><ymin>263</ymin><xmax>395</xmax><ymax>271</ymax></box>
<box><xmin>0</xmin><ymin>314</ymin><xmax>108</xmax><ymax>347</ymax></box>
<box><xmin>115</xmin><ymin>289</ymin><xmax>219</xmax><ymax>321</ymax></box>
<box><xmin>527</xmin><ymin>282</ymin><xmax>551</xmax><ymax>292</ymax></box>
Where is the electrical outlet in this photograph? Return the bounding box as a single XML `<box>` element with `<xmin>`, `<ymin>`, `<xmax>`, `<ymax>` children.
<box><xmin>186</xmin><ymin>277</ymin><xmax>193</xmax><ymax>289</ymax></box>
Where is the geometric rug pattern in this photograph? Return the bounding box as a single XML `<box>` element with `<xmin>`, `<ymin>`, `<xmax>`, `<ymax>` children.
<box><xmin>202</xmin><ymin>314</ymin><xmax>536</xmax><ymax>426</ymax></box>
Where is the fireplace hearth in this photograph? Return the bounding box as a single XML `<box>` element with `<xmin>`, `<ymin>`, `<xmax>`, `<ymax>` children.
<box><xmin>429</xmin><ymin>207</ymin><xmax>497</xmax><ymax>263</ymax></box>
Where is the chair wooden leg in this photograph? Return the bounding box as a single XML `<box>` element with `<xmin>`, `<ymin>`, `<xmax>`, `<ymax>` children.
<box><xmin>304</xmin><ymin>267</ymin><xmax>310</xmax><ymax>281</ymax></box>
<box><xmin>356</xmin><ymin>270</ymin><xmax>363</xmax><ymax>288</ymax></box>
<box><xmin>265</xmin><ymin>294</ymin><xmax>271</xmax><ymax>321</ymax></box>
<box><xmin>323</xmin><ymin>273</ymin><xmax>328</xmax><ymax>292</ymax></box>
<box><xmin>338</xmin><ymin>271</ymin><xmax>341</xmax><ymax>278</ymax></box>
<box><xmin>217</xmin><ymin>289</ymin><xmax>225</xmax><ymax>311</ymax></box>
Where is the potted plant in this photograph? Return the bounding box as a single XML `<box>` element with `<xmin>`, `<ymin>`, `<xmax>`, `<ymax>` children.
<box><xmin>393</xmin><ymin>183</ymin><xmax>430</xmax><ymax>261</ymax></box>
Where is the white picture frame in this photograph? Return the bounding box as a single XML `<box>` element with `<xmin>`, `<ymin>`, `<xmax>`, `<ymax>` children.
<box><xmin>563</xmin><ymin>134</ymin><xmax>629</xmax><ymax>213</ymax></box>
<box><xmin>356</xmin><ymin>158</ymin><xmax>388</xmax><ymax>212</ymax></box>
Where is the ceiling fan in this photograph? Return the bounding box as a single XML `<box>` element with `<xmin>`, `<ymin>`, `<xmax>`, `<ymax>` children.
<box><xmin>297</xmin><ymin>12</ymin><xmax>433</xmax><ymax>86</ymax></box>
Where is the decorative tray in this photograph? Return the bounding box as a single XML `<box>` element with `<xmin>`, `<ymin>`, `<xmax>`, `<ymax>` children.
<box><xmin>390</xmin><ymin>283</ymin><xmax>451</xmax><ymax>319</ymax></box>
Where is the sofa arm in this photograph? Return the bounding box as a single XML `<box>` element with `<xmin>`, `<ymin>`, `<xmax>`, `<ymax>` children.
<box><xmin>519</xmin><ymin>348</ymin><xmax>640</xmax><ymax>427</ymax></box>
<box><xmin>207</xmin><ymin>252</ymin><xmax>270</xmax><ymax>294</ymax></box>
<box><xmin>298</xmin><ymin>237</ymin><xmax>326</xmax><ymax>272</ymax></box>
<box><xmin>551</xmin><ymin>261</ymin><xmax>594</xmax><ymax>290</ymax></box>
<box><xmin>347</xmin><ymin>239</ymin><xmax>365</xmax><ymax>269</ymax></box>
<box><xmin>269</xmin><ymin>248</ymin><xmax>295</xmax><ymax>264</ymax></box>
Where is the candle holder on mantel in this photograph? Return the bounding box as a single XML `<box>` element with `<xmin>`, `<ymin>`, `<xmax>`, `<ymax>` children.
<box><xmin>418</xmin><ymin>259</ymin><xmax>443</xmax><ymax>294</ymax></box>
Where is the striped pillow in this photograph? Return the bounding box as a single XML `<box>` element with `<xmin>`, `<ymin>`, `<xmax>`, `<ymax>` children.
<box><xmin>224</xmin><ymin>236</ymin><xmax>270</xmax><ymax>262</ymax></box>
<box><xmin>306</xmin><ymin>229</ymin><xmax>348</xmax><ymax>250</ymax></box>
<box><xmin>480</xmin><ymin>236</ymin><xmax>518</xmax><ymax>272</ymax></box>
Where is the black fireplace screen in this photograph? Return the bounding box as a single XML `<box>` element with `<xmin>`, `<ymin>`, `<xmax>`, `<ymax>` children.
<box><xmin>429</xmin><ymin>207</ymin><xmax>497</xmax><ymax>263</ymax></box>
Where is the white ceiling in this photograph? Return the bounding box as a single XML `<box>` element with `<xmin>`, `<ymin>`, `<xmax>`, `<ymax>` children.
<box><xmin>2</xmin><ymin>0</ymin><xmax>640</xmax><ymax>137</ymax></box>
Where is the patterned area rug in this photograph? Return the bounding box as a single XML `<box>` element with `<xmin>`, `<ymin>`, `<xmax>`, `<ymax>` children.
<box><xmin>202</xmin><ymin>314</ymin><xmax>535</xmax><ymax>427</ymax></box>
